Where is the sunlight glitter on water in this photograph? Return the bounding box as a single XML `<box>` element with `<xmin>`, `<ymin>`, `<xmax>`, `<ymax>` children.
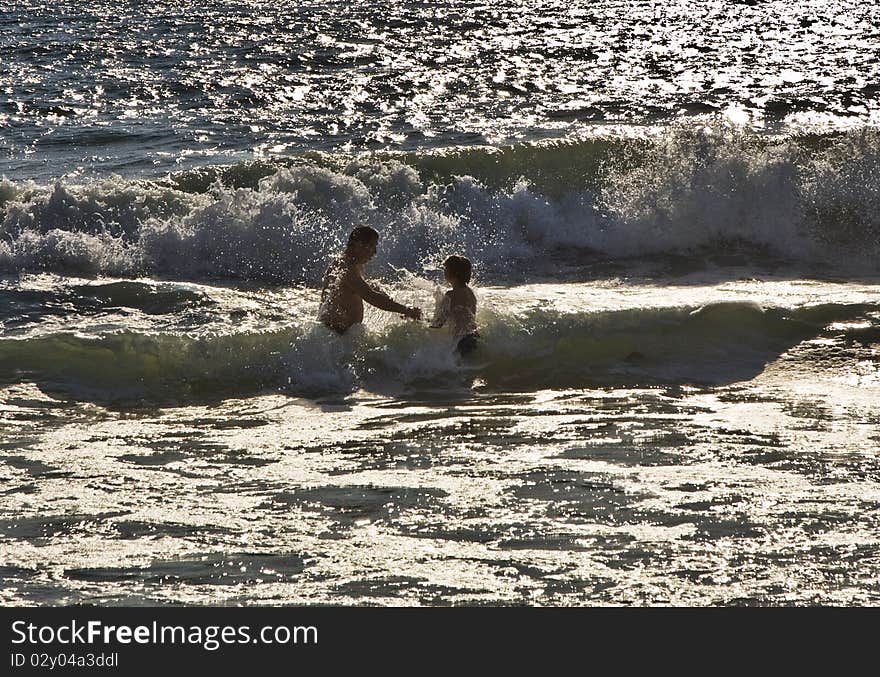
<box><xmin>2</xmin><ymin>0</ymin><xmax>879</xmax><ymax>608</ymax></box>
<box><xmin>1</xmin><ymin>294</ymin><xmax>878</xmax><ymax>606</ymax></box>
<box><xmin>4</xmin><ymin>1</ymin><xmax>879</xmax><ymax>178</ymax></box>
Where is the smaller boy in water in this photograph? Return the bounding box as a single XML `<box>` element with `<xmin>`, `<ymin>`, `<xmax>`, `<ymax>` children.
<box><xmin>430</xmin><ymin>255</ymin><xmax>479</xmax><ymax>355</ymax></box>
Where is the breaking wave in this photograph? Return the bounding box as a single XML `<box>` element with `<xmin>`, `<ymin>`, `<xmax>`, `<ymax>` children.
<box><xmin>1</xmin><ymin>125</ymin><xmax>879</xmax><ymax>282</ymax></box>
<box><xmin>1</xmin><ymin>300</ymin><xmax>873</xmax><ymax>401</ymax></box>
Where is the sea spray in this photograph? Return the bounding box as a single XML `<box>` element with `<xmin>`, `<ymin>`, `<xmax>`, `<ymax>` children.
<box><xmin>2</xmin><ymin>126</ymin><xmax>879</xmax><ymax>281</ymax></box>
<box><xmin>1</xmin><ymin>300</ymin><xmax>874</xmax><ymax>401</ymax></box>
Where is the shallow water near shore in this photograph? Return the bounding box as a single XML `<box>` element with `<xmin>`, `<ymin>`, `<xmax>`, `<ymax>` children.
<box><xmin>1</xmin><ymin>272</ymin><xmax>879</xmax><ymax>606</ymax></box>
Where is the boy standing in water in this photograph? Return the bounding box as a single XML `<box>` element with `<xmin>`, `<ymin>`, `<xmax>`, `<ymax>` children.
<box><xmin>318</xmin><ymin>226</ymin><xmax>422</xmax><ymax>334</ymax></box>
<box><xmin>430</xmin><ymin>255</ymin><xmax>479</xmax><ymax>355</ymax></box>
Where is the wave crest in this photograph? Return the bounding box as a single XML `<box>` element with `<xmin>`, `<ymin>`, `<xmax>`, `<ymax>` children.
<box><xmin>1</xmin><ymin>301</ymin><xmax>872</xmax><ymax>401</ymax></box>
<box><xmin>2</xmin><ymin>126</ymin><xmax>879</xmax><ymax>281</ymax></box>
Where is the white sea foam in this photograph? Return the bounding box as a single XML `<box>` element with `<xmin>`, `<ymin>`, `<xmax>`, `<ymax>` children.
<box><xmin>1</xmin><ymin>298</ymin><xmax>874</xmax><ymax>401</ymax></box>
<box><xmin>1</xmin><ymin>127</ymin><xmax>878</xmax><ymax>281</ymax></box>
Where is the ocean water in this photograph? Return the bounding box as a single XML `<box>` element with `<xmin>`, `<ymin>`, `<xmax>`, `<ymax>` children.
<box><xmin>1</xmin><ymin>1</ymin><xmax>879</xmax><ymax>606</ymax></box>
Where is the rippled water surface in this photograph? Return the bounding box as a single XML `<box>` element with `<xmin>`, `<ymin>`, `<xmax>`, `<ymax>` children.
<box><xmin>3</xmin><ymin>1</ymin><xmax>879</xmax><ymax>178</ymax></box>
<box><xmin>1</xmin><ymin>2</ymin><xmax>879</xmax><ymax>606</ymax></box>
<box><xmin>1</xmin><ymin>275</ymin><xmax>879</xmax><ymax>606</ymax></box>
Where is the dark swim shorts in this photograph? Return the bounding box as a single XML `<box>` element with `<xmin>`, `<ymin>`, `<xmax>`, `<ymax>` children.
<box><xmin>456</xmin><ymin>332</ymin><xmax>479</xmax><ymax>356</ymax></box>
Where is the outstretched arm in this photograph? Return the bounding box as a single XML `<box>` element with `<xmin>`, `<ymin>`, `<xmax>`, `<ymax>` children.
<box><xmin>350</xmin><ymin>271</ymin><xmax>421</xmax><ymax>319</ymax></box>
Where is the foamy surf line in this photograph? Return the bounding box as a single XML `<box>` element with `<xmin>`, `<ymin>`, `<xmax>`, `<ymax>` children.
<box><xmin>1</xmin><ymin>300</ymin><xmax>876</xmax><ymax>401</ymax></box>
<box><xmin>1</xmin><ymin>125</ymin><xmax>879</xmax><ymax>283</ymax></box>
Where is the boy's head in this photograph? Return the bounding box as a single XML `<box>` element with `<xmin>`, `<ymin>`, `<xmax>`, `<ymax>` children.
<box><xmin>443</xmin><ymin>255</ymin><xmax>472</xmax><ymax>285</ymax></box>
<box><xmin>346</xmin><ymin>226</ymin><xmax>379</xmax><ymax>263</ymax></box>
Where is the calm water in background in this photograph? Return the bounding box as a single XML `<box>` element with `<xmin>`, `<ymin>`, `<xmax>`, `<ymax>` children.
<box><xmin>4</xmin><ymin>0</ymin><xmax>879</xmax><ymax>179</ymax></box>
<box><xmin>1</xmin><ymin>1</ymin><xmax>879</xmax><ymax>605</ymax></box>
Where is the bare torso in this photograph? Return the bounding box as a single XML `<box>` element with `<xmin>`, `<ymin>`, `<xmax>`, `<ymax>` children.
<box><xmin>432</xmin><ymin>286</ymin><xmax>477</xmax><ymax>336</ymax></box>
<box><xmin>318</xmin><ymin>255</ymin><xmax>364</xmax><ymax>333</ymax></box>
<box><xmin>318</xmin><ymin>253</ymin><xmax>416</xmax><ymax>333</ymax></box>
